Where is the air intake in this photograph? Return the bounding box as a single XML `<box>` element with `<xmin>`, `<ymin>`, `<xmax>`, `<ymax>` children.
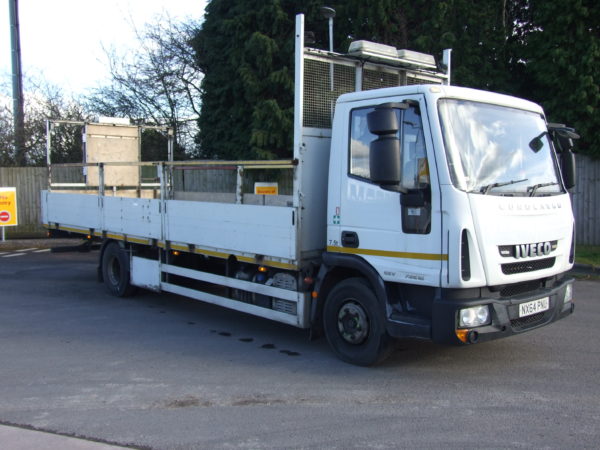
<box><xmin>461</xmin><ymin>230</ymin><xmax>471</xmax><ymax>281</ymax></box>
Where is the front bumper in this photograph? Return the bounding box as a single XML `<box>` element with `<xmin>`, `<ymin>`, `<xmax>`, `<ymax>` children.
<box><xmin>431</xmin><ymin>276</ymin><xmax>574</xmax><ymax>345</ymax></box>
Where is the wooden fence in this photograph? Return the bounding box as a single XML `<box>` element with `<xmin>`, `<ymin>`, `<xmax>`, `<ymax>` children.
<box><xmin>0</xmin><ymin>167</ymin><xmax>48</xmax><ymax>237</ymax></box>
<box><xmin>1</xmin><ymin>159</ymin><xmax>599</xmax><ymax>244</ymax></box>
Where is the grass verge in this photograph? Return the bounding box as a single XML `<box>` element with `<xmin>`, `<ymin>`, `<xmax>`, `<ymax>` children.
<box><xmin>575</xmin><ymin>245</ymin><xmax>600</xmax><ymax>268</ymax></box>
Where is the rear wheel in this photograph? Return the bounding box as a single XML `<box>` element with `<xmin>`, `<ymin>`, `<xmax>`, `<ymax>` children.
<box><xmin>101</xmin><ymin>242</ymin><xmax>136</xmax><ymax>297</ymax></box>
<box><xmin>323</xmin><ymin>278</ymin><xmax>393</xmax><ymax>366</ymax></box>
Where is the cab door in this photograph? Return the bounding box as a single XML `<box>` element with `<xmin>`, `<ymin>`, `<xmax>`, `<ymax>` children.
<box><xmin>331</xmin><ymin>94</ymin><xmax>443</xmax><ymax>288</ymax></box>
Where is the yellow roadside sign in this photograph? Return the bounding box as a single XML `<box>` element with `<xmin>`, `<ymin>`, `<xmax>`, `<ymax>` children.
<box><xmin>0</xmin><ymin>187</ymin><xmax>18</xmax><ymax>226</ymax></box>
<box><xmin>254</xmin><ymin>182</ymin><xmax>278</xmax><ymax>195</ymax></box>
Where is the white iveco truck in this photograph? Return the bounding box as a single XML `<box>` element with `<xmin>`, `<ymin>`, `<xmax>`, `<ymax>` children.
<box><xmin>41</xmin><ymin>15</ymin><xmax>577</xmax><ymax>365</ymax></box>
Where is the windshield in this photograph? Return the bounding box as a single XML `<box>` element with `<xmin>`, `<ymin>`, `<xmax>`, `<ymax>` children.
<box><xmin>438</xmin><ymin>99</ymin><xmax>562</xmax><ymax>196</ymax></box>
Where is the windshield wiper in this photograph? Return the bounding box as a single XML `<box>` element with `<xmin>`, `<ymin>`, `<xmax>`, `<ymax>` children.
<box><xmin>527</xmin><ymin>182</ymin><xmax>559</xmax><ymax>197</ymax></box>
<box><xmin>479</xmin><ymin>178</ymin><xmax>528</xmax><ymax>195</ymax></box>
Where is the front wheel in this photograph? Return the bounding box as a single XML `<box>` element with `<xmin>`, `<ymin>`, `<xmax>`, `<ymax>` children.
<box><xmin>323</xmin><ymin>278</ymin><xmax>393</xmax><ymax>366</ymax></box>
<box><xmin>101</xmin><ymin>242</ymin><xmax>136</xmax><ymax>297</ymax></box>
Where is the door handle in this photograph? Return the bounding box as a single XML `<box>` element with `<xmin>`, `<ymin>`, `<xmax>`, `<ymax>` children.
<box><xmin>341</xmin><ymin>231</ymin><xmax>359</xmax><ymax>248</ymax></box>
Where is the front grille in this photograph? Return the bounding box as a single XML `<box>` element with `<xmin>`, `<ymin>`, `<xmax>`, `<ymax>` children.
<box><xmin>502</xmin><ymin>257</ymin><xmax>555</xmax><ymax>275</ymax></box>
<box><xmin>511</xmin><ymin>310</ymin><xmax>552</xmax><ymax>331</ymax></box>
<box><xmin>499</xmin><ymin>280</ymin><xmax>542</xmax><ymax>297</ymax></box>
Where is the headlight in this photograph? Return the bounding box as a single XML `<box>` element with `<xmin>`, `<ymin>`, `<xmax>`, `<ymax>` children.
<box><xmin>459</xmin><ymin>305</ymin><xmax>491</xmax><ymax>328</ymax></box>
<box><xmin>564</xmin><ymin>284</ymin><xmax>573</xmax><ymax>304</ymax></box>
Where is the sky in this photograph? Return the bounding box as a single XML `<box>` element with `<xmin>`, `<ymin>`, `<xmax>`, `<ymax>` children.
<box><xmin>0</xmin><ymin>0</ymin><xmax>207</xmax><ymax>94</ymax></box>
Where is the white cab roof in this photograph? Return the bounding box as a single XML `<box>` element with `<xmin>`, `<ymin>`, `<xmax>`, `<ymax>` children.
<box><xmin>336</xmin><ymin>84</ymin><xmax>544</xmax><ymax>115</ymax></box>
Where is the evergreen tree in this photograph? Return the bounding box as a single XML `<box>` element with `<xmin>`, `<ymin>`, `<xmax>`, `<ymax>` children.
<box><xmin>515</xmin><ymin>0</ymin><xmax>600</xmax><ymax>157</ymax></box>
<box><xmin>194</xmin><ymin>0</ymin><xmax>598</xmax><ymax>159</ymax></box>
<box><xmin>334</xmin><ymin>1</ymin><xmax>516</xmax><ymax>92</ymax></box>
<box><xmin>195</xmin><ymin>0</ymin><xmax>301</xmax><ymax>159</ymax></box>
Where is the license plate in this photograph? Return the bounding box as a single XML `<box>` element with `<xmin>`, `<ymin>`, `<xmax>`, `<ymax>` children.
<box><xmin>519</xmin><ymin>297</ymin><xmax>550</xmax><ymax>318</ymax></box>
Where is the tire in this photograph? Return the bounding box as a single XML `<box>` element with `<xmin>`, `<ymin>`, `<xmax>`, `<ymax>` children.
<box><xmin>101</xmin><ymin>242</ymin><xmax>136</xmax><ymax>297</ymax></box>
<box><xmin>323</xmin><ymin>278</ymin><xmax>393</xmax><ymax>366</ymax></box>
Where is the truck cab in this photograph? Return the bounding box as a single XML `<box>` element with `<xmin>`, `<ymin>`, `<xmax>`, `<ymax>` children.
<box><xmin>316</xmin><ymin>84</ymin><xmax>575</xmax><ymax>364</ymax></box>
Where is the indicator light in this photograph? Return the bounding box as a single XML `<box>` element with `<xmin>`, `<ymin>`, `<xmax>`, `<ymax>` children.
<box><xmin>455</xmin><ymin>329</ymin><xmax>469</xmax><ymax>343</ymax></box>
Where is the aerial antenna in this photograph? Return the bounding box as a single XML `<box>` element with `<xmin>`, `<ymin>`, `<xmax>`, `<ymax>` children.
<box><xmin>320</xmin><ymin>6</ymin><xmax>336</xmax><ymax>53</ymax></box>
<box><xmin>320</xmin><ymin>6</ymin><xmax>336</xmax><ymax>94</ymax></box>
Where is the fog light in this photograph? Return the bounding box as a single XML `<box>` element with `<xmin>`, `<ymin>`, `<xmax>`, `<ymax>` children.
<box><xmin>459</xmin><ymin>305</ymin><xmax>490</xmax><ymax>328</ymax></box>
<box><xmin>564</xmin><ymin>284</ymin><xmax>573</xmax><ymax>304</ymax></box>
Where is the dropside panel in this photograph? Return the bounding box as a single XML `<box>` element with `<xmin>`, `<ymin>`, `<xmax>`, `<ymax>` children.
<box><xmin>165</xmin><ymin>200</ymin><xmax>297</xmax><ymax>261</ymax></box>
<box><xmin>43</xmin><ymin>192</ymin><xmax>101</xmax><ymax>230</ymax></box>
<box><xmin>42</xmin><ymin>192</ymin><xmax>299</xmax><ymax>264</ymax></box>
<box><xmin>103</xmin><ymin>197</ymin><xmax>161</xmax><ymax>239</ymax></box>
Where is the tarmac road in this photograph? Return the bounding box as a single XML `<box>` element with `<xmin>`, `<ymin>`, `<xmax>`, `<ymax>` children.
<box><xmin>0</xmin><ymin>248</ymin><xmax>598</xmax><ymax>449</ymax></box>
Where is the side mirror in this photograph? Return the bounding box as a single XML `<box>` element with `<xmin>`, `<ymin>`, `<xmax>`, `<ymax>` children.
<box><xmin>548</xmin><ymin>123</ymin><xmax>579</xmax><ymax>152</ymax></box>
<box><xmin>528</xmin><ymin>132</ymin><xmax>545</xmax><ymax>153</ymax></box>
<box><xmin>370</xmin><ymin>136</ymin><xmax>401</xmax><ymax>185</ymax></box>
<box><xmin>556</xmin><ymin>134</ymin><xmax>576</xmax><ymax>152</ymax></box>
<box><xmin>367</xmin><ymin>106</ymin><xmax>402</xmax><ymax>188</ymax></box>
<box><xmin>547</xmin><ymin>123</ymin><xmax>579</xmax><ymax>190</ymax></box>
<box><xmin>367</xmin><ymin>107</ymin><xmax>400</xmax><ymax>135</ymax></box>
<box><xmin>561</xmin><ymin>150</ymin><xmax>576</xmax><ymax>189</ymax></box>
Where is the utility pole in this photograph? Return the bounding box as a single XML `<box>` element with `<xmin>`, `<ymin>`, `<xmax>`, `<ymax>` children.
<box><xmin>9</xmin><ymin>0</ymin><xmax>25</xmax><ymax>165</ymax></box>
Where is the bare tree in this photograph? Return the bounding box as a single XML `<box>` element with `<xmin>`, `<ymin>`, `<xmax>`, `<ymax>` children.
<box><xmin>0</xmin><ymin>74</ymin><xmax>90</xmax><ymax>166</ymax></box>
<box><xmin>87</xmin><ymin>14</ymin><xmax>203</xmax><ymax>157</ymax></box>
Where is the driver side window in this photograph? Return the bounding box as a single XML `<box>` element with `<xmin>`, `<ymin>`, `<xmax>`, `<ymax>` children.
<box><xmin>349</xmin><ymin>102</ymin><xmax>431</xmax><ymax>234</ymax></box>
<box><xmin>400</xmin><ymin>106</ymin><xmax>429</xmax><ymax>191</ymax></box>
<box><xmin>349</xmin><ymin>104</ymin><xmax>429</xmax><ymax>190</ymax></box>
<box><xmin>349</xmin><ymin>108</ymin><xmax>376</xmax><ymax>180</ymax></box>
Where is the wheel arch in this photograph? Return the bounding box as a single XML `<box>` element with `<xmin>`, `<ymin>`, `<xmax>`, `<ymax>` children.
<box><xmin>311</xmin><ymin>252</ymin><xmax>388</xmax><ymax>334</ymax></box>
